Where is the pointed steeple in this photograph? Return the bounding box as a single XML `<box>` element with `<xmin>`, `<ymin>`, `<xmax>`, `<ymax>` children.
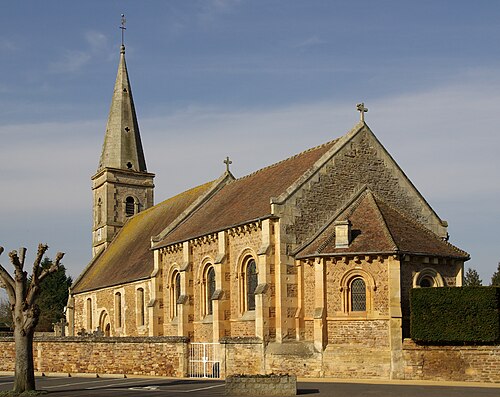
<box><xmin>91</xmin><ymin>37</ymin><xmax>154</xmax><ymax>257</ymax></box>
<box><xmin>98</xmin><ymin>44</ymin><xmax>147</xmax><ymax>172</ymax></box>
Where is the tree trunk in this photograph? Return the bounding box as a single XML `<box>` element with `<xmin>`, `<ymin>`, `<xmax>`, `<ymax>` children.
<box><xmin>13</xmin><ymin>328</ymin><xmax>36</xmax><ymax>393</ymax></box>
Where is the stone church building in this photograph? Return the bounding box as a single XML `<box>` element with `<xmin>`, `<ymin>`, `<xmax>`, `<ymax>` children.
<box><xmin>67</xmin><ymin>44</ymin><xmax>469</xmax><ymax>378</ymax></box>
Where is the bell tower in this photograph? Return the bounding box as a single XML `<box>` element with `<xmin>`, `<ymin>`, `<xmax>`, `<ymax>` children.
<box><xmin>91</xmin><ymin>37</ymin><xmax>154</xmax><ymax>256</ymax></box>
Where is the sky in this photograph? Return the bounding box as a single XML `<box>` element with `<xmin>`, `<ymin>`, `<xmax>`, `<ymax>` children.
<box><xmin>0</xmin><ymin>1</ymin><xmax>499</xmax><ymax>283</ymax></box>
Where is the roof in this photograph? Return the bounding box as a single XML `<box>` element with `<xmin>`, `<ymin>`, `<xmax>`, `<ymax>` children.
<box><xmin>154</xmin><ymin>138</ymin><xmax>340</xmax><ymax>248</ymax></box>
<box><xmin>98</xmin><ymin>45</ymin><xmax>147</xmax><ymax>173</ymax></box>
<box><xmin>72</xmin><ymin>181</ymin><xmax>215</xmax><ymax>293</ymax></box>
<box><xmin>296</xmin><ymin>189</ymin><xmax>469</xmax><ymax>260</ymax></box>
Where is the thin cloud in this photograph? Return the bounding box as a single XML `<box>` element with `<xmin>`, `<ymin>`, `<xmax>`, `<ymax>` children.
<box><xmin>48</xmin><ymin>30</ymin><xmax>110</xmax><ymax>74</ymax></box>
<box><xmin>294</xmin><ymin>36</ymin><xmax>326</xmax><ymax>48</ymax></box>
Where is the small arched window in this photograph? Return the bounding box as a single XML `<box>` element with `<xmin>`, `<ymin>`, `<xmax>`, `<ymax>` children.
<box><xmin>137</xmin><ymin>288</ymin><xmax>145</xmax><ymax>326</ymax></box>
<box><xmin>86</xmin><ymin>298</ymin><xmax>93</xmax><ymax>331</ymax></box>
<box><xmin>246</xmin><ymin>259</ymin><xmax>258</xmax><ymax>311</ymax></box>
<box><xmin>206</xmin><ymin>267</ymin><xmax>216</xmax><ymax>316</ymax></box>
<box><xmin>115</xmin><ymin>292</ymin><xmax>122</xmax><ymax>328</ymax></box>
<box><xmin>351</xmin><ymin>278</ymin><xmax>366</xmax><ymax>312</ymax></box>
<box><xmin>171</xmin><ymin>271</ymin><xmax>181</xmax><ymax>318</ymax></box>
<box><xmin>125</xmin><ymin>196</ymin><xmax>135</xmax><ymax>216</ymax></box>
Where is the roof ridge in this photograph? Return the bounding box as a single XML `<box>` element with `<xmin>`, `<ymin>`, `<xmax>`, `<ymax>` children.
<box><xmin>233</xmin><ymin>137</ymin><xmax>340</xmax><ymax>183</ymax></box>
<box><xmin>372</xmin><ymin>193</ymin><xmax>469</xmax><ymax>257</ymax></box>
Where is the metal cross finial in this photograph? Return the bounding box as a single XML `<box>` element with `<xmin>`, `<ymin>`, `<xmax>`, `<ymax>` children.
<box><xmin>223</xmin><ymin>156</ymin><xmax>232</xmax><ymax>173</ymax></box>
<box><xmin>356</xmin><ymin>103</ymin><xmax>368</xmax><ymax>122</ymax></box>
<box><xmin>120</xmin><ymin>14</ymin><xmax>127</xmax><ymax>46</ymax></box>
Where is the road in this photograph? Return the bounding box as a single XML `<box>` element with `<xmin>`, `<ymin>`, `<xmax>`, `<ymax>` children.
<box><xmin>0</xmin><ymin>375</ymin><xmax>498</xmax><ymax>396</ymax></box>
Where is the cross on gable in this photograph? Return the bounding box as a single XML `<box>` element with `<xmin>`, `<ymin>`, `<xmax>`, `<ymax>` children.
<box><xmin>223</xmin><ymin>156</ymin><xmax>232</xmax><ymax>172</ymax></box>
<box><xmin>356</xmin><ymin>103</ymin><xmax>368</xmax><ymax>122</ymax></box>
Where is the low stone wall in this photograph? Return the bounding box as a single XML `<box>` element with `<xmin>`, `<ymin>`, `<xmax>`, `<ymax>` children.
<box><xmin>225</xmin><ymin>374</ymin><xmax>296</xmax><ymax>396</ymax></box>
<box><xmin>0</xmin><ymin>337</ymin><xmax>498</xmax><ymax>383</ymax></box>
<box><xmin>0</xmin><ymin>336</ymin><xmax>189</xmax><ymax>377</ymax></box>
<box><xmin>402</xmin><ymin>339</ymin><xmax>500</xmax><ymax>383</ymax></box>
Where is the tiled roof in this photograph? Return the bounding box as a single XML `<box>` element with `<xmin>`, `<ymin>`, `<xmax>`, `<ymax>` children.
<box><xmin>296</xmin><ymin>190</ymin><xmax>469</xmax><ymax>260</ymax></box>
<box><xmin>154</xmin><ymin>139</ymin><xmax>340</xmax><ymax>247</ymax></box>
<box><xmin>72</xmin><ymin>181</ymin><xmax>215</xmax><ymax>293</ymax></box>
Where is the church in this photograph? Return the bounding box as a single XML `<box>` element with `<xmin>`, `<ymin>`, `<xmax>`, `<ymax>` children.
<box><xmin>66</xmin><ymin>43</ymin><xmax>469</xmax><ymax>378</ymax></box>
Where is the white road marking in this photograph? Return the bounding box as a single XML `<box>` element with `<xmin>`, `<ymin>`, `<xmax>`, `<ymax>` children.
<box><xmin>86</xmin><ymin>378</ymin><xmax>156</xmax><ymax>390</ymax></box>
<box><xmin>106</xmin><ymin>383</ymin><xmax>225</xmax><ymax>393</ymax></box>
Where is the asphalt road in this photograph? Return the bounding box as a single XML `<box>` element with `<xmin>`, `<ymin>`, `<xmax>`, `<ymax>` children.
<box><xmin>0</xmin><ymin>375</ymin><xmax>499</xmax><ymax>396</ymax></box>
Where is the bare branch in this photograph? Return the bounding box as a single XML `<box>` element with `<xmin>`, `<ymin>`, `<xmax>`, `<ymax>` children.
<box><xmin>9</xmin><ymin>250</ymin><xmax>23</xmax><ymax>273</ymax></box>
<box><xmin>0</xmin><ymin>263</ymin><xmax>16</xmax><ymax>304</ymax></box>
<box><xmin>31</xmin><ymin>244</ymin><xmax>48</xmax><ymax>281</ymax></box>
<box><xmin>18</xmin><ymin>247</ymin><xmax>27</xmax><ymax>268</ymax></box>
<box><xmin>38</xmin><ymin>252</ymin><xmax>64</xmax><ymax>284</ymax></box>
<box><xmin>0</xmin><ymin>246</ymin><xmax>3</xmax><ymax>256</ymax></box>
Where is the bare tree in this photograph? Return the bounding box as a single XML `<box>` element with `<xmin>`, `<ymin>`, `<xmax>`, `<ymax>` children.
<box><xmin>0</xmin><ymin>244</ymin><xmax>64</xmax><ymax>393</ymax></box>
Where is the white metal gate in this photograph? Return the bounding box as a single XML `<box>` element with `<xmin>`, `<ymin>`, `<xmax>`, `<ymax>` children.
<box><xmin>189</xmin><ymin>342</ymin><xmax>221</xmax><ymax>378</ymax></box>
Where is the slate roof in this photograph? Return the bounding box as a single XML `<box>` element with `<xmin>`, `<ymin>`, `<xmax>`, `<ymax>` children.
<box><xmin>154</xmin><ymin>138</ymin><xmax>340</xmax><ymax>248</ymax></box>
<box><xmin>72</xmin><ymin>181</ymin><xmax>215</xmax><ymax>293</ymax></box>
<box><xmin>296</xmin><ymin>189</ymin><xmax>469</xmax><ymax>260</ymax></box>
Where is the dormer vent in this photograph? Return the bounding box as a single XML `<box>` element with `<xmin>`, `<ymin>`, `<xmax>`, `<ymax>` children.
<box><xmin>334</xmin><ymin>220</ymin><xmax>352</xmax><ymax>248</ymax></box>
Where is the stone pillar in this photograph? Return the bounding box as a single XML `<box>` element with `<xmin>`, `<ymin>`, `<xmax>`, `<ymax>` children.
<box><xmin>178</xmin><ymin>241</ymin><xmax>192</xmax><ymax>338</ymax></box>
<box><xmin>313</xmin><ymin>258</ymin><xmax>326</xmax><ymax>351</ymax></box>
<box><xmin>255</xmin><ymin>219</ymin><xmax>272</xmax><ymax>341</ymax></box>
<box><xmin>65</xmin><ymin>295</ymin><xmax>75</xmax><ymax>336</ymax></box>
<box><xmin>388</xmin><ymin>255</ymin><xmax>403</xmax><ymax>379</ymax></box>
<box><xmin>274</xmin><ymin>220</ymin><xmax>286</xmax><ymax>343</ymax></box>
<box><xmin>149</xmin><ymin>249</ymin><xmax>161</xmax><ymax>336</ymax></box>
<box><xmin>213</xmin><ymin>231</ymin><xmax>228</xmax><ymax>341</ymax></box>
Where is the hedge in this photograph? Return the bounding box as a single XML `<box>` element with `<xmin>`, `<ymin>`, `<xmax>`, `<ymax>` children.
<box><xmin>410</xmin><ymin>286</ymin><xmax>500</xmax><ymax>344</ymax></box>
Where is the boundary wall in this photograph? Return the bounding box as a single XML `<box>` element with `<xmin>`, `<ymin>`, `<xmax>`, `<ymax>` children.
<box><xmin>0</xmin><ymin>337</ymin><xmax>498</xmax><ymax>383</ymax></box>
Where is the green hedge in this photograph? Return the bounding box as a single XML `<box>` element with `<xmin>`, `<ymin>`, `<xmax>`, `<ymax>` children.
<box><xmin>410</xmin><ymin>286</ymin><xmax>500</xmax><ymax>344</ymax></box>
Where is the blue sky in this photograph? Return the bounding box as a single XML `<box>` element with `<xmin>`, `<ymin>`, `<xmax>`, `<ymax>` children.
<box><xmin>0</xmin><ymin>1</ymin><xmax>499</xmax><ymax>283</ymax></box>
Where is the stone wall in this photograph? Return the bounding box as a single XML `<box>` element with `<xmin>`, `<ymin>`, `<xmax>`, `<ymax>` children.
<box><xmin>225</xmin><ymin>374</ymin><xmax>296</xmax><ymax>396</ymax></box>
<box><xmin>0</xmin><ymin>336</ymin><xmax>188</xmax><ymax>377</ymax></box>
<box><xmin>402</xmin><ymin>340</ymin><xmax>500</xmax><ymax>383</ymax></box>
<box><xmin>72</xmin><ymin>279</ymin><xmax>154</xmax><ymax>337</ymax></box>
<box><xmin>0</xmin><ymin>337</ymin><xmax>498</xmax><ymax>383</ymax></box>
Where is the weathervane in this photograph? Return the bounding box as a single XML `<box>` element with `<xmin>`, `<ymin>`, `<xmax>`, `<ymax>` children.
<box><xmin>120</xmin><ymin>14</ymin><xmax>127</xmax><ymax>46</ymax></box>
<box><xmin>356</xmin><ymin>103</ymin><xmax>368</xmax><ymax>122</ymax></box>
<box><xmin>223</xmin><ymin>156</ymin><xmax>232</xmax><ymax>173</ymax></box>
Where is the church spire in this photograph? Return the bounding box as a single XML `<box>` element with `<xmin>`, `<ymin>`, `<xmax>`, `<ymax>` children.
<box><xmin>91</xmin><ymin>17</ymin><xmax>154</xmax><ymax>257</ymax></box>
<box><xmin>98</xmin><ymin>41</ymin><xmax>147</xmax><ymax>172</ymax></box>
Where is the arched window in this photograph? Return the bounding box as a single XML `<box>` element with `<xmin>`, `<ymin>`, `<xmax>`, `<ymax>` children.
<box><xmin>170</xmin><ymin>271</ymin><xmax>181</xmax><ymax>318</ymax></box>
<box><xmin>350</xmin><ymin>278</ymin><xmax>366</xmax><ymax>312</ymax></box>
<box><xmin>137</xmin><ymin>288</ymin><xmax>145</xmax><ymax>326</ymax></box>
<box><xmin>419</xmin><ymin>277</ymin><xmax>434</xmax><ymax>288</ymax></box>
<box><xmin>125</xmin><ymin>196</ymin><xmax>135</xmax><ymax>216</ymax></box>
<box><xmin>245</xmin><ymin>259</ymin><xmax>258</xmax><ymax>311</ymax></box>
<box><xmin>86</xmin><ymin>298</ymin><xmax>93</xmax><ymax>331</ymax></box>
<box><xmin>206</xmin><ymin>267</ymin><xmax>216</xmax><ymax>316</ymax></box>
<box><xmin>413</xmin><ymin>268</ymin><xmax>444</xmax><ymax>288</ymax></box>
<box><xmin>115</xmin><ymin>292</ymin><xmax>122</xmax><ymax>328</ymax></box>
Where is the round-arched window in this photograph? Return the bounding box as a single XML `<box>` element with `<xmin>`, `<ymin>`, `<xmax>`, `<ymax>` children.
<box><xmin>351</xmin><ymin>278</ymin><xmax>366</xmax><ymax>312</ymax></box>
